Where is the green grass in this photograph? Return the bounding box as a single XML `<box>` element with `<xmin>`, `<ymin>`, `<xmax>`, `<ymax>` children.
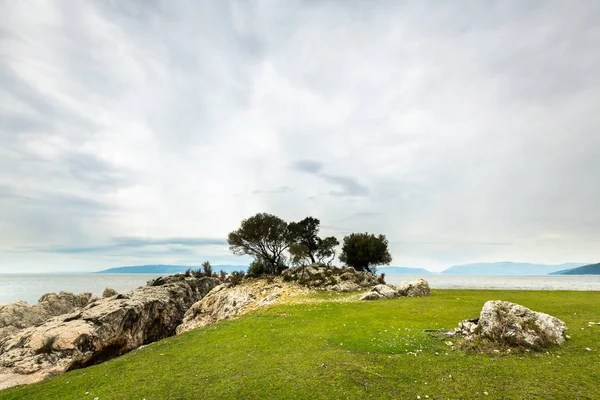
<box><xmin>2</xmin><ymin>290</ymin><xmax>599</xmax><ymax>399</ymax></box>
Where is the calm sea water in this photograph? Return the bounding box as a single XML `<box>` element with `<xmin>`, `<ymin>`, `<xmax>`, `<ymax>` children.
<box><xmin>386</xmin><ymin>274</ymin><xmax>600</xmax><ymax>291</ymax></box>
<box><xmin>0</xmin><ymin>274</ymin><xmax>163</xmax><ymax>305</ymax></box>
<box><xmin>0</xmin><ymin>273</ymin><xmax>598</xmax><ymax>306</ymax></box>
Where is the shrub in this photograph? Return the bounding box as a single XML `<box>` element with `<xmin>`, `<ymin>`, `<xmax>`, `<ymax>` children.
<box><xmin>202</xmin><ymin>261</ymin><xmax>213</xmax><ymax>277</ymax></box>
<box><xmin>247</xmin><ymin>260</ymin><xmax>266</xmax><ymax>277</ymax></box>
<box><xmin>229</xmin><ymin>271</ymin><xmax>245</xmax><ymax>286</ymax></box>
<box><xmin>219</xmin><ymin>270</ymin><xmax>227</xmax><ymax>281</ymax></box>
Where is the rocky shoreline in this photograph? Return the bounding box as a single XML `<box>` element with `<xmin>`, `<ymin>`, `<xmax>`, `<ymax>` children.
<box><xmin>0</xmin><ymin>265</ymin><xmax>570</xmax><ymax>391</ymax></box>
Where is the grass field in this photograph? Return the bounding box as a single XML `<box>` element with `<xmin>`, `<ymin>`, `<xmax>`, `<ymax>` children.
<box><xmin>1</xmin><ymin>289</ymin><xmax>599</xmax><ymax>399</ymax></box>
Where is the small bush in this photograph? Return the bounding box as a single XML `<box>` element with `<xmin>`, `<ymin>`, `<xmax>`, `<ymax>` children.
<box><xmin>282</xmin><ymin>275</ymin><xmax>293</xmax><ymax>282</ymax></box>
<box><xmin>184</xmin><ymin>268</ymin><xmax>192</xmax><ymax>277</ymax></box>
<box><xmin>229</xmin><ymin>271</ymin><xmax>245</xmax><ymax>286</ymax></box>
<box><xmin>219</xmin><ymin>270</ymin><xmax>227</xmax><ymax>281</ymax></box>
<box><xmin>202</xmin><ymin>261</ymin><xmax>213</xmax><ymax>277</ymax></box>
<box><xmin>247</xmin><ymin>260</ymin><xmax>266</xmax><ymax>277</ymax></box>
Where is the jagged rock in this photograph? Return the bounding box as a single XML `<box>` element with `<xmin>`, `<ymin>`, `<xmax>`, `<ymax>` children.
<box><xmin>453</xmin><ymin>301</ymin><xmax>568</xmax><ymax>349</ymax></box>
<box><xmin>397</xmin><ymin>279</ymin><xmax>430</xmax><ymax>297</ymax></box>
<box><xmin>330</xmin><ymin>281</ymin><xmax>361</xmax><ymax>292</ymax></box>
<box><xmin>0</xmin><ymin>292</ymin><xmax>95</xmax><ymax>339</ymax></box>
<box><xmin>0</xmin><ymin>276</ymin><xmax>220</xmax><ymax>387</ymax></box>
<box><xmin>476</xmin><ymin>300</ymin><xmax>567</xmax><ymax>347</ymax></box>
<box><xmin>177</xmin><ymin>279</ymin><xmax>308</xmax><ymax>334</ymax></box>
<box><xmin>102</xmin><ymin>288</ymin><xmax>118</xmax><ymax>298</ymax></box>
<box><xmin>359</xmin><ymin>279</ymin><xmax>431</xmax><ymax>301</ymax></box>
<box><xmin>282</xmin><ymin>265</ymin><xmax>378</xmax><ymax>290</ymax></box>
<box><xmin>360</xmin><ymin>284</ymin><xmax>397</xmax><ymax>300</ymax></box>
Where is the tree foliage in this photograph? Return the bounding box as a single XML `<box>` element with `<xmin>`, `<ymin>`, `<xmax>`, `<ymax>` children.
<box><xmin>339</xmin><ymin>232</ymin><xmax>392</xmax><ymax>273</ymax></box>
<box><xmin>315</xmin><ymin>236</ymin><xmax>340</xmax><ymax>266</ymax></box>
<box><xmin>227</xmin><ymin>213</ymin><xmax>296</xmax><ymax>275</ymax></box>
<box><xmin>288</xmin><ymin>217</ymin><xmax>321</xmax><ymax>264</ymax></box>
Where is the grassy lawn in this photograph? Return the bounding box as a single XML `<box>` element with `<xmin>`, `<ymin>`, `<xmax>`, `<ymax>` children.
<box><xmin>1</xmin><ymin>289</ymin><xmax>599</xmax><ymax>399</ymax></box>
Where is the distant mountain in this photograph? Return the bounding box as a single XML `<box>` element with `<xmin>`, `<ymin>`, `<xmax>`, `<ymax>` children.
<box><xmin>550</xmin><ymin>263</ymin><xmax>600</xmax><ymax>275</ymax></box>
<box><xmin>96</xmin><ymin>264</ymin><xmax>248</xmax><ymax>274</ymax></box>
<box><xmin>378</xmin><ymin>266</ymin><xmax>432</xmax><ymax>275</ymax></box>
<box><xmin>442</xmin><ymin>262</ymin><xmax>588</xmax><ymax>275</ymax></box>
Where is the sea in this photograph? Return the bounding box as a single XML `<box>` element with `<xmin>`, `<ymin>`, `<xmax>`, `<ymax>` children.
<box><xmin>0</xmin><ymin>273</ymin><xmax>599</xmax><ymax>306</ymax></box>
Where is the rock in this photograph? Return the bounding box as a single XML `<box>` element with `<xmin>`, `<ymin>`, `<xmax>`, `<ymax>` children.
<box><xmin>360</xmin><ymin>284</ymin><xmax>397</xmax><ymax>301</ymax></box>
<box><xmin>0</xmin><ymin>292</ymin><xmax>95</xmax><ymax>339</ymax></box>
<box><xmin>397</xmin><ymin>279</ymin><xmax>430</xmax><ymax>297</ymax></box>
<box><xmin>0</xmin><ymin>275</ymin><xmax>220</xmax><ymax>387</ymax></box>
<box><xmin>102</xmin><ymin>288</ymin><xmax>118</xmax><ymax>298</ymax></box>
<box><xmin>359</xmin><ymin>278</ymin><xmax>431</xmax><ymax>301</ymax></box>
<box><xmin>176</xmin><ymin>279</ymin><xmax>308</xmax><ymax>334</ymax></box>
<box><xmin>329</xmin><ymin>281</ymin><xmax>361</xmax><ymax>292</ymax></box>
<box><xmin>283</xmin><ymin>265</ymin><xmax>378</xmax><ymax>291</ymax></box>
<box><xmin>465</xmin><ymin>300</ymin><xmax>568</xmax><ymax>348</ymax></box>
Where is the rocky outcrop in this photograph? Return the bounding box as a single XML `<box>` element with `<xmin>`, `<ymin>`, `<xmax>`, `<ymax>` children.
<box><xmin>177</xmin><ymin>279</ymin><xmax>308</xmax><ymax>334</ymax></box>
<box><xmin>0</xmin><ymin>292</ymin><xmax>95</xmax><ymax>339</ymax></box>
<box><xmin>452</xmin><ymin>301</ymin><xmax>568</xmax><ymax>349</ymax></box>
<box><xmin>0</xmin><ymin>275</ymin><xmax>220</xmax><ymax>387</ymax></box>
<box><xmin>282</xmin><ymin>265</ymin><xmax>378</xmax><ymax>291</ymax></box>
<box><xmin>359</xmin><ymin>279</ymin><xmax>431</xmax><ymax>300</ymax></box>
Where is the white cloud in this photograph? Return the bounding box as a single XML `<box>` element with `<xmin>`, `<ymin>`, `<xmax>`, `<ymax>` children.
<box><xmin>0</xmin><ymin>0</ymin><xmax>598</xmax><ymax>272</ymax></box>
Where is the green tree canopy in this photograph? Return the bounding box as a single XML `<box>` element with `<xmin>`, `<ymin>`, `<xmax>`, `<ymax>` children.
<box><xmin>288</xmin><ymin>217</ymin><xmax>321</xmax><ymax>264</ymax></box>
<box><xmin>339</xmin><ymin>232</ymin><xmax>392</xmax><ymax>273</ymax></box>
<box><xmin>227</xmin><ymin>213</ymin><xmax>295</xmax><ymax>274</ymax></box>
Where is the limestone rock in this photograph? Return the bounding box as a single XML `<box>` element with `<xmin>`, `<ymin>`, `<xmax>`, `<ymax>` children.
<box><xmin>360</xmin><ymin>284</ymin><xmax>397</xmax><ymax>301</ymax></box>
<box><xmin>0</xmin><ymin>275</ymin><xmax>220</xmax><ymax>386</ymax></box>
<box><xmin>176</xmin><ymin>279</ymin><xmax>308</xmax><ymax>334</ymax></box>
<box><xmin>359</xmin><ymin>278</ymin><xmax>431</xmax><ymax>301</ymax></box>
<box><xmin>102</xmin><ymin>288</ymin><xmax>118</xmax><ymax>298</ymax></box>
<box><xmin>282</xmin><ymin>265</ymin><xmax>378</xmax><ymax>290</ymax></box>
<box><xmin>397</xmin><ymin>279</ymin><xmax>430</xmax><ymax>297</ymax></box>
<box><xmin>475</xmin><ymin>300</ymin><xmax>567</xmax><ymax>348</ymax></box>
<box><xmin>0</xmin><ymin>292</ymin><xmax>95</xmax><ymax>339</ymax></box>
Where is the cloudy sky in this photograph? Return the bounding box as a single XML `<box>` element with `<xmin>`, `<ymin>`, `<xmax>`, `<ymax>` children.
<box><xmin>1</xmin><ymin>1</ymin><xmax>599</xmax><ymax>273</ymax></box>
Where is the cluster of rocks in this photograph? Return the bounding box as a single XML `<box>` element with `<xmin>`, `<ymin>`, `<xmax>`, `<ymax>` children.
<box><xmin>359</xmin><ymin>279</ymin><xmax>431</xmax><ymax>300</ymax></box>
<box><xmin>0</xmin><ymin>275</ymin><xmax>221</xmax><ymax>388</ymax></box>
<box><xmin>281</xmin><ymin>265</ymin><xmax>379</xmax><ymax>291</ymax></box>
<box><xmin>449</xmin><ymin>300</ymin><xmax>568</xmax><ymax>349</ymax></box>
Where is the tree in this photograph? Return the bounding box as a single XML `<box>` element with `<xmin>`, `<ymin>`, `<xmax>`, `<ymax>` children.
<box><xmin>288</xmin><ymin>217</ymin><xmax>321</xmax><ymax>264</ymax></box>
<box><xmin>315</xmin><ymin>236</ymin><xmax>340</xmax><ymax>266</ymax></box>
<box><xmin>339</xmin><ymin>233</ymin><xmax>392</xmax><ymax>273</ymax></box>
<box><xmin>227</xmin><ymin>213</ymin><xmax>295</xmax><ymax>275</ymax></box>
<box><xmin>289</xmin><ymin>243</ymin><xmax>311</xmax><ymax>266</ymax></box>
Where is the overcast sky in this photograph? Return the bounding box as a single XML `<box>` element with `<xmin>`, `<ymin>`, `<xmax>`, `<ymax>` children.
<box><xmin>1</xmin><ymin>1</ymin><xmax>599</xmax><ymax>273</ymax></box>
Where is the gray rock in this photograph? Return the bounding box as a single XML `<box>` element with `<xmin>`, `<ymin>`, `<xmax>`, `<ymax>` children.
<box><xmin>397</xmin><ymin>279</ymin><xmax>430</xmax><ymax>297</ymax></box>
<box><xmin>0</xmin><ymin>275</ymin><xmax>220</xmax><ymax>386</ymax></box>
<box><xmin>283</xmin><ymin>265</ymin><xmax>378</xmax><ymax>291</ymax></box>
<box><xmin>177</xmin><ymin>280</ymin><xmax>306</xmax><ymax>334</ymax></box>
<box><xmin>102</xmin><ymin>288</ymin><xmax>118</xmax><ymax>298</ymax></box>
<box><xmin>360</xmin><ymin>284</ymin><xmax>398</xmax><ymax>300</ymax></box>
<box><xmin>475</xmin><ymin>300</ymin><xmax>568</xmax><ymax>347</ymax></box>
<box><xmin>359</xmin><ymin>291</ymin><xmax>385</xmax><ymax>301</ymax></box>
<box><xmin>0</xmin><ymin>292</ymin><xmax>95</xmax><ymax>339</ymax></box>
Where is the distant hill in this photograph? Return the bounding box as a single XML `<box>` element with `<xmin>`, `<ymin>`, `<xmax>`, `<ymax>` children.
<box><xmin>96</xmin><ymin>264</ymin><xmax>248</xmax><ymax>274</ymax></box>
<box><xmin>377</xmin><ymin>266</ymin><xmax>431</xmax><ymax>275</ymax></box>
<box><xmin>442</xmin><ymin>262</ymin><xmax>587</xmax><ymax>275</ymax></box>
<box><xmin>550</xmin><ymin>263</ymin><xmax>600</xmax><ymax>275</ymax></box>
